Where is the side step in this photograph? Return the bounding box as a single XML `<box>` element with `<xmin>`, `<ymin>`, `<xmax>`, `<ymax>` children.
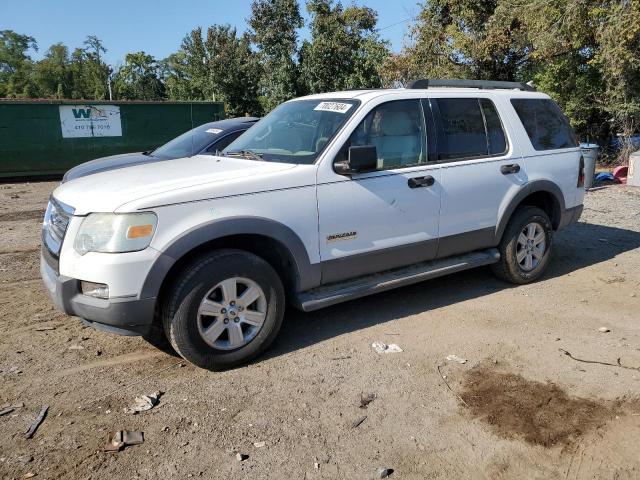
<box><xmin>294</xmin><ymin>248</ymin><xmax>500</xmax><ymax>312</ymax></box>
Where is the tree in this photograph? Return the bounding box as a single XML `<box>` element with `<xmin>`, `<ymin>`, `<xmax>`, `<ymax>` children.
<box><xmin>112</xmin><ymin>51</ymin><xmax>165</xmax><ymax>100</ymax></box>
<box><xmin>249</xmin><ymin>0</ymin><xmax>304</xmax><ymax>110</ymax></box>
<box><xmin>33</xmin><ymin>43</ymin><xmax>72</xmax><ymax>98</ymax></box>
<box><xmin>592</xmin><ymin>0</ymin><xmax>640</xmax><ymax>154</ymax></box>
<box><xmin>300</xmin><ymin>0</ymin><xmax>389</xmax><ymax>94</ymax></box>
<box><xmin>164</xmin><ymin>25</ymin><xmax>262</xmax><ymax>116</ymax></box>
<box><xmin>381</xmin><ymin>0</ymin><xmax>533</xmax><ymax>87</ymax></box>
<box><xmin>0</xmin><ymin>30</ymin><xmax>37</xmax><ymax>97</ymax></box>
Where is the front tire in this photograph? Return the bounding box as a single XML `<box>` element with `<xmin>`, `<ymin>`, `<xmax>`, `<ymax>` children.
<box><xmin>491</xmin><ymin>206</ymin><xmax>553</xmax><ymax>284</ymax></box>
<box><xmin>162</xmin><ymin>249</ymin><xmax>285</xmax><ymax>371</ymax></box>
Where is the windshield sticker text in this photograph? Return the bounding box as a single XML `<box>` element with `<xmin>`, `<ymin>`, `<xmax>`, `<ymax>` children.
<box><xmin>314</xmin><ymin>102</ymin><xmax>352</xmax><ymax>114</ymax></box>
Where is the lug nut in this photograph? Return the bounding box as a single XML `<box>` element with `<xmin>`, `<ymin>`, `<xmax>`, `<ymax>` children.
<box><xmin>238</xmin><ymin>306</ymin><xmax>244</xmax><ymax>311</ymax></box>
<box><xmin>234</xmin><ymin>318</ymin><xmax>239</xmax><ymax>323</ymax></box>
<box><xmin>221</xmin><ymin>308</ymin><xmax>227</xmax><ymax>314</ymax></box>
<box><xmin>230</xmin><ymin>301</ymin><xmax>236</xmax><ymax>306</ymax></box>
<box><xmin>223</xmin><ymin>318</ymin><xmax>229</xmax><ymax>324</ymax></box>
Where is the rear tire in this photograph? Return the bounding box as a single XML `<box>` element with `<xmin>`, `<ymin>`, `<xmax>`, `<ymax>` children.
<box><xmin>162</xmin><ymin>249</ymin><xmax>285</xmax><ymax>371</ymax></box>
<box><xmin>491</xmin><ymin>206</ymin><xmax>553</xmax><ymax>284</ymax></box>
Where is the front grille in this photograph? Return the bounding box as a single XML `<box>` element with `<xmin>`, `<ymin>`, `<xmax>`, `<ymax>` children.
<box><xmin>42</xmin><ymin>197</ymin><xmax>74</xmax><ymax>271</ymax></box>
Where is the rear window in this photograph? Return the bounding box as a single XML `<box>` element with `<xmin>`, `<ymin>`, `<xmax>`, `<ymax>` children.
<box><xmin>434</xmin><ymin>98</ymin><xmax>508</xmax><ymax>161</ymax></box>
<box><xmin>511</xmin><ymin>99</ymin><xmax>577</xmax><ymax>151</ymax></box>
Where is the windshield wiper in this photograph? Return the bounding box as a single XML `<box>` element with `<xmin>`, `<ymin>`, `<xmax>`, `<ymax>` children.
<box><xmin>224</xmin><ymin>149</ymin><xmax>264</xmax><ymax>161</ymax></box>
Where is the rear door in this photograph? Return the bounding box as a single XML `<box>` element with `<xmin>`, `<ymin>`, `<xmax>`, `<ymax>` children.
<box><xmin>431</xmin><ymin>95</ymin><xmax>527</xmax><ymax>257</ymax></box>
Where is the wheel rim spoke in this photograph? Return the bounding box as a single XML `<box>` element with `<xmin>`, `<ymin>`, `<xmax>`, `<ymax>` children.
<box><xmin>238</xmin><ymin>285</ymin><xmax>261</xmax><ymax>307</ymax></box>
<box><xmin>518</xmin><ymin>232</ymin><xmax>528</xmax><ymax>246</ymax></box>
<box><xmin>527</xmin><ymin>224</ymin><xmax>536</xmax><ymax>239</ymax></box>
<box><xmin>533</xmin><ymin>231</ymin><xmax>545</xmax><ymax>245</ymax></box>
<box><xmin>219</xmin><ymin>278</ymin><xmax>236</xmax><ymax>304</ymax></box>
<box><xmin>524</xmin><ymin>253</ymin><xmax>533</xmax><ymax>270</ymax></box>
<box><xmin>202</xmin><ymin>319</ymin><xmax>227</xmax><ymax>343</ymax></box>
<box><xmin>516</xmin><ymin>248</ymin><xmax>527</xmax><ymax>263</ymax></box>
<box><xmin>532</xmin><ymin>245</ymin><xmax>545</xmax><ymax>260</ymax></box>
<box><xmin>227</xmin><ymin>323</ymin><xmax>244</xmax><ymax>348</ymax></box>
<box><xmin>242</xmin><ymin>309</ymin><xmax>266</xmax><ymax>326</ymax></box>
<box><xmin>199</xmin><ymin>299</ymin><xmax>224</xmax><ymax>317</ymax></box>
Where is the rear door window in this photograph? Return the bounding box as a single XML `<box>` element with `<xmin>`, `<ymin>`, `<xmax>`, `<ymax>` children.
<box><xmin>511</xmin><ymin>98</ymin><xmax>577</xmax><ymax>150</ymax></box>
<box><xmin>433</xmin><ymin>98</ymin><xmax>507</xmax><ymax>161</ymax></box>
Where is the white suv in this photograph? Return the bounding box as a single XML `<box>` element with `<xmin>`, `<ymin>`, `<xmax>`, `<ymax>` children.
<box><xmin>41</xmin><ymin>79</ymin><xmax>585</xmax><ymax>370</ymax></box>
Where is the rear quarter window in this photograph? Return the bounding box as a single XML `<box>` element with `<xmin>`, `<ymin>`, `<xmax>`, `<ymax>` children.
<box><xmin>511</xmin><ymin>99</ymin><xmax>578</xmax><ymax>151</ymax></box>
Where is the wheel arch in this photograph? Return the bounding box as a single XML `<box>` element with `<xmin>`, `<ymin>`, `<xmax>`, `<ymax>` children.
<box><xmin>495</xmin><ymin>180</ymin><xmax>565</xmax><ymax>242</ymax></box>
<box><xmin>140</xmin><ymin>217</ymin><xmax>321</xmax><ymax>302</ymax></box>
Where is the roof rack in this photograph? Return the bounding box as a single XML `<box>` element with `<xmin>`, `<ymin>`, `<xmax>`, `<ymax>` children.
<box><xmin>408</xmin><ymin>79</ymin><xmax>536</xmax><ymax>92</ymax></box>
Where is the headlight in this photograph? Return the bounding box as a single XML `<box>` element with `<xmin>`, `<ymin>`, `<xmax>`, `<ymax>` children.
<box><xmin>74</xmin><ymin>212</ymin><xmax>157</xmax><ymax>255</ymax></box>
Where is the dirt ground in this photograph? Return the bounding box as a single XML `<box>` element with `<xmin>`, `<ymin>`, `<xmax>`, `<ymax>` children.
<box><xmin>1</xmin><ymin>181</ymin><xmax>639</xmax><ymax>480</ymax></box>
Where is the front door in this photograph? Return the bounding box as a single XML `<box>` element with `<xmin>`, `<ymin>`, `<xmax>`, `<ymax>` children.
<box><xmin>316</xmin><ymin>99</ymin><xmax>441</xmax><ymax>284</ymax></box>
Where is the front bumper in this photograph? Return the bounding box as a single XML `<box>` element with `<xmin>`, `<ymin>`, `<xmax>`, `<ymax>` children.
<box><xmin>40</xmin><ymin>252</ymin><xmax>156</xmax><ymax>336</ymax></box>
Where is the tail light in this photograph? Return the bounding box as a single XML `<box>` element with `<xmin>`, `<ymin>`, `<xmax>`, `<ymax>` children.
<box><xmin>577</xmin><ymin>155</ymin><xmax>585</xmax><ymax>187</ymax></box>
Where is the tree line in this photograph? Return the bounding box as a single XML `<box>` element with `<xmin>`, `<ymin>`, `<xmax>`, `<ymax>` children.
<box><xmin>1</xmin><ymin>0</ymin><xmax>639</xmax><ymax>153</ymax></box>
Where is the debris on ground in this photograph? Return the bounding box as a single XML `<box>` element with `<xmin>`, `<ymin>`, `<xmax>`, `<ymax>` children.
<box><xmin>377</xmin><ymin>467</ymin><xmax>394</xmax><ymax>478</ymax></box>
<box><xmin>68</xmin><ymin>345</ymin><xmax>84</xmax><ymax>350</ymax></box>
<box><xmin>0</xmin><ymin>402</ymin><xmax>23</xmax><ymax>416</ymax></box>
<box><xmin>351</xmin><ymin>415</ymin><xmax>367</xmax><ymax>428</ymax></box>
<box><xmin>23</xmin><ymin>472</ymin><xmax>36</xmax><ymax>478</ymax></box>
<box><xmin>559</xmin><ymin>348</ymin><xmax>640</xmax><ymax>372</ymax></box>
<box><xmin>124</xmin><ymin>392</ymin><xmax>161</xmax><ymax>414</ymax></box>
<box><xmin>253</xmin><ymin>441</ymin><xmax>266</xmax><ymax>448</ymax></box>
<box><xmin>236</xmin><ymin>453</ymin><xmax>249</xmax><ymax>461</ymax></box>
<box><xmin>25</xmin><ymin>406</ymin><xmax>48</xmax><ymax>439</ymax></box>
<box><xmin>314</xmin><ymin>462</ymin><xmax>320</xmax><ymax>469</ymax></box>
<box><xmin>17</xmin><ymin>455</ymin><xmax>34</xmax><ymax>465</ymax></box>
<box><xmin>3</xmin><ymin>366</ymin><xmax>22</xmax><ymax>374</ymax></box>
<box><xmin>446</xmin><ymin>354</ymin><xmax>467</xmax><ymax>364</ymax></box>
<box><xmin>372</xmin><ymin>341</ymin><xmax>403</xmax><ymax>354</ymax></box>
<box><xmin>598</xmin><ymin>327</ymin><xmax>611</xmax><ymax>333</ymax></box>
<box><xmin>34</xmin><ymin>325</ymin><xmax>56</xmax><ymax>331</ymax></box>
<box><xmin>104</xmin><ymin>430</ymin><xmax>144</xmax><ymax>452</ymax></box>
<box><xmin>359</xmin><ymin>393</ymin><xmax>376</xmax><ymax>409</ymax></box>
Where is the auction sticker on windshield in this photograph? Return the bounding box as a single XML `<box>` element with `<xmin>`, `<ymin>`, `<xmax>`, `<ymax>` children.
<box><xmin>314</xmin><ymin>102</ymin><xmax>353</xmax><ymax>114</ymax></box>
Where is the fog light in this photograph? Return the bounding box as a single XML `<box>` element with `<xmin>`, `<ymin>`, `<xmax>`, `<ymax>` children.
<box><xmin>81</xmin><ymin>281</ymin><xmax>109</xmax><ymax>299</ymax></box>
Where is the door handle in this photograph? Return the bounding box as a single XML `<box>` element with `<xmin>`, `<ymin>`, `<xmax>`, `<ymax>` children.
<box><xmin>501</xmin><ymin>164</ymin><xmax>521</xmax><ymax>175</ymax></box>
<box><xmin>408</xmin><ymin>175</ymin><xmax>435</xmax><ymax>188</ymax></box>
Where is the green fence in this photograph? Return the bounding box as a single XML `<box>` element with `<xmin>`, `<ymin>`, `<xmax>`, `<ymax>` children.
<box><xmin>0</xmin><ymin>100</ymin><xmax>225</xmax><ymax>178</ymax></box>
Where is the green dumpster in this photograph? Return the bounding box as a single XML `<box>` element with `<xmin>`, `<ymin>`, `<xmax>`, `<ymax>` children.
<box><xmin>0</xmin><ymin>99</ymin><xmax>225</xmax><ymax>178</ymax></box>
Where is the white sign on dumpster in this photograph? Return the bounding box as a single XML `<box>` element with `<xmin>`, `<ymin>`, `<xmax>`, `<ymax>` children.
<box><xmin>59</xmin><ymin>105</ymin><xmax>122</xmax><ymax>138</ymax></box>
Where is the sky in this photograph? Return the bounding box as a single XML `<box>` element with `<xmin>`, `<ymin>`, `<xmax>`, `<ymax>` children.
<box><xmin>3</xmin><ymin>0</ymin><xmax>420</xmax><ymax>67</ymax></box>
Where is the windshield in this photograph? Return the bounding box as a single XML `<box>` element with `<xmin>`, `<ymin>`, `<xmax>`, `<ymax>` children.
<box><xmin>223</xmin><ymin>99</ymin><xmax>360</xmax><ymax>164</ymax></box>
<box><xmin>151</xmin><ymin>123</ymin><xmax>226</xmax><ymax>159</ymax></box>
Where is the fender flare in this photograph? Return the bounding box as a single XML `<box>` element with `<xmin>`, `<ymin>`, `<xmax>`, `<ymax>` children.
<box><xmin>140</xmin><ymin>216</ymin><xmax>320</xmax><ymax>298</ymax></box>
<box><xmin>495</xmin><ymin>180</ymin><xmax>566</xmax><ymax>242</ymax></box>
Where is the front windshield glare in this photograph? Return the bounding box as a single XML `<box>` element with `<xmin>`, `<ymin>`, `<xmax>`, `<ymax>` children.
<box><xmin>224</xmin><ymin>99</ymin><xmax>359</xmax><ymax>164</ymax></box>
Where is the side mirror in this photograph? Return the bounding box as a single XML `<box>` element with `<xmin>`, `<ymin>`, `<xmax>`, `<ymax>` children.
<box><xmin>334</xmin><ymin>145</ymin><xmax>378</xmax><ymax>175</ymax></box>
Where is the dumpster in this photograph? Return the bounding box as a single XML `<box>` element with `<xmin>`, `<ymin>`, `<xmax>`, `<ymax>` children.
<box><xmin>0</xmin><ymin>99</ymin><xmax>225</xmax><ymax>178</ymax></box>
<box><xmin>580</xmin><ymin>143</ymin><xmax>599</xmax><ymax>189</ymax></box>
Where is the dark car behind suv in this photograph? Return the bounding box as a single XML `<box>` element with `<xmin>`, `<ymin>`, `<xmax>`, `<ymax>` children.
<box><xmin>62</xmin><ymin>117</ymin><xmax>259</xmax><ymax>182</ymax></box>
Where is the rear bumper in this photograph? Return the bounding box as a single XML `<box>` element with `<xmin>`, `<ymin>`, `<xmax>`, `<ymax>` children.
<box><xmin>40</xmin><ymin>252</ymin><xmax>156</xmax><ymax>336</ymax></box>
<box><xmin>558</xmin><ymin>204</ymin><xmax>583</xmax><ymax>230</ymax></box>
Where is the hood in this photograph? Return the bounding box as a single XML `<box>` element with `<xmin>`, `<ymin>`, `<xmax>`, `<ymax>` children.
<box><xmin>62</xmin><ymin>152</ymin><xmax>155</xmax><ymax>183</ymax></box>
<box><xmin>54</xmin><ymin>155</ymin><xmax>298</xmax><ymax>215</ymax></box>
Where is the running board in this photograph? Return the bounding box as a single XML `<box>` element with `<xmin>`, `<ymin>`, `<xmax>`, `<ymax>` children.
<box><xmin>294</xmin><ymin>248</ymin><xmax>500</xmax><ymax>312</ymax></box>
